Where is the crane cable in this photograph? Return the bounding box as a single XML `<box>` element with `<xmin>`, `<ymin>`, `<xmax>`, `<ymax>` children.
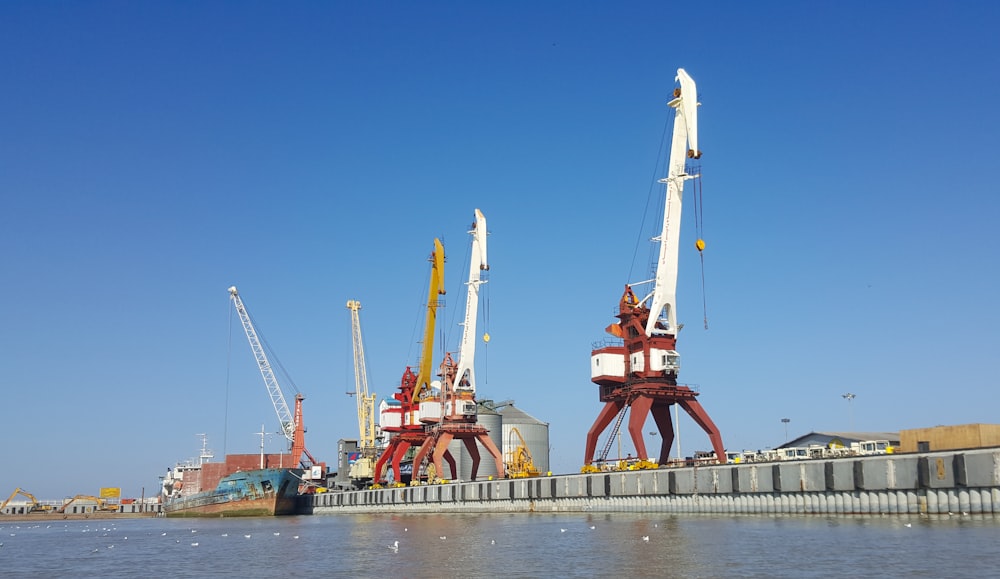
<box><xmin>224</xmin><ymin>300</ymin><xmax>233</xmax><ymax>456</ymax></box>
<box><xmin>692</xmin><ymin>170</ymin><xmax>709</xmax><ymax>330</ymax></box>
<box><xmin>628</xmin><ymin>113</ymin><xmax>672</xmax><ymax>284</ymax></box>
<box><xmin>482</xmin><ymin>272</ymin><xmax>490</xmax><ymax>385</ymax></box>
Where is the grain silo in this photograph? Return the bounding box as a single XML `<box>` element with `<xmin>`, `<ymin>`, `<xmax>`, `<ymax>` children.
<box><xmin>498</xmin><ymin>403</ymin><xmax>550</xmax><ymax>475</ymax></box>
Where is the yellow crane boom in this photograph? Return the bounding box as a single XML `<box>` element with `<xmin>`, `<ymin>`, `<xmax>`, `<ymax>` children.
<box><xmin>347</xmin><ymin>300</ymin><xmax>378</xmax><ymax>453</ymax></box>
<box><xmin>412</xmin><ymin>238</ymin><xmax>446</xmax><ymax>405</ymax></box>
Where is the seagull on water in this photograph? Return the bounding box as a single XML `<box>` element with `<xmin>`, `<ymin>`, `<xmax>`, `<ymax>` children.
<box><xmin>904</xmin><ymin>523</ymin><xmax>912</xmax><ymax>528</ymax></box>
<box><xmin>560</xmin><ymin>528</ymin><xmax>567</xmax><ymax>533</ymax></box>
<box><xmin>440</xmin><ymin>536</ymin><xmax>447</xmax><ymax>540</ymax></box>
<box><xmin>221</xmin><ymin>533</ymin><xmax>228</xmax><ymax>537</ymax></box>
<box><xmin>590</xmin><ymin>526</ymin><xmax>596</xmax><ymax>530</ymax></box>
<box><xmin>244</xmin><ymin>534</ymin><xmax>252</xmax><ymax>539</ymax></box>
<box><xmin>642</xmin><ymin>536</ymin><xmax>649</xmax><ymax>542</ymax></box>
<box><xmin>273</xmin><ymin>532</ymin><xmax>280</xmax><ymax>536</ymax></box>
<box><xmin>388</xmin><ymin>540</ymin><xmax>399</xmax><ymax>552</ymax></box>
<box><xmin>191</xmin><ymin>542</ymin><xmax>199</xmax><ymax>547</ymax></box>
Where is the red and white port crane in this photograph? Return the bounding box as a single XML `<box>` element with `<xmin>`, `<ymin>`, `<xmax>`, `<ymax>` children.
<box><xmin>373</xmin><ymin>239</ymin><xmax>446</xmax><ymax>484</ymax></box>
<box><xmin>228</xmin><ymin>286</ymin><xmax>326</xmax><ymax>482</ymax></box>
<box><xmin>410</xmin><ymin>209</ymin><xmax>505</xmax><ymax>481</ymax></box>
<box><xmin>585</xmin><ymin>69</ymin><xmax>726</xmax><ymax>467</ymax></box>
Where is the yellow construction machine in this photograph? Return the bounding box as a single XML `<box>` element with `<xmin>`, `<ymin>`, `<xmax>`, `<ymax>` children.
<box><xmin>56</xmin><ymin>495</ymin><xmax>118</xmax><ymax>513</ymax></box>
<box><xmin>506</xmin><ymin>427</ymin><xmax>540</xmax><ymax>478</ymax></box>
<box><xmin>1</xmin><ymin>488</ymin><xmax>54</xmax><ymax>513</ymax></box>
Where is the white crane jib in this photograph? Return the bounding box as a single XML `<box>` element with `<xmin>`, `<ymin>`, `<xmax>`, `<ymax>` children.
<box><xmin>347</xmin><ymin>300</ymin><xmax>377</xmax><ymax>452</ymax></box>
<box><xmin>228</xmin><ymin>286</ymin><xmax>295</xmax><ymax>441</ymax></box>
<box><xmin>453</xmin><ymin>208</ymin><xmax>488</xmax><ymax>394</ymax></box>
<box><xmin>643</xmin><ymin>68</ymin><xmax>701</xmax><ymax>338</ymax></box>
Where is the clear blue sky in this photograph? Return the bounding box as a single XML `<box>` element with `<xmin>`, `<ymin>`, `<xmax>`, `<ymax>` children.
<box><xmin>2</xmin><ymin>2</ymin><xmax>998</xmax><ymax>499</ymax></box>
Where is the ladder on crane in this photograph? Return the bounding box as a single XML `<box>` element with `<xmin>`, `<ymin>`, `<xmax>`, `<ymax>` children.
<box><xmin>597</xmin><ymin>406</ymin><xmax>628</xmax><ymax>464</ymax></box>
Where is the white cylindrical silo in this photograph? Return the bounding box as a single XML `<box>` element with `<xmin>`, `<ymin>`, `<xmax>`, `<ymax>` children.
<box><xmin>455</xmin><ymin>403</ymin><xmax>503</xmax><ymax>481</ymax></box>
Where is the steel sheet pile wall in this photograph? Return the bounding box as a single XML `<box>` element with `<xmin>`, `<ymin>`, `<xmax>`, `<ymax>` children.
<box><xmin>307</xmin><ymin>448</ymin><xmax>1000</xmax><ymax>516</ymax></box>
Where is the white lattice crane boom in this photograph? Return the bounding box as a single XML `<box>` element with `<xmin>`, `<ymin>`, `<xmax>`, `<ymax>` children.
<box><xmin>228</xmin><ymin>286</ymin><xmax>295</xmax><ymax>441</ymax></box>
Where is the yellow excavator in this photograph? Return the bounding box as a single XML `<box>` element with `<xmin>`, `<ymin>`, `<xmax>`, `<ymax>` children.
<box><xmin>506</xmin><ymin>427</ymin><xmax>540</xmax><ymax>478</ymax></box>
<box><xmin>1</xmin><ymin>488</ymin><xmax>54</xmax><ymax>514</ymax></box>
<box><xmin>56</xmin><ymin>495</ymin><xmax>118</xmax><ymax>514</ymax></box>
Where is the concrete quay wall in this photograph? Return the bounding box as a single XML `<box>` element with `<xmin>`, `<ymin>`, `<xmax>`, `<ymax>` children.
<box><xmin>307</xmin><ymin>448</ymin><xmax>1000</xmax><ymax>516</ymax></box>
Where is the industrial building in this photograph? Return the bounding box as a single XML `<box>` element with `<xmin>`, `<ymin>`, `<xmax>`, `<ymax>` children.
<box><xmin>898</xmin><ymin>423</ymin><xmax>1000</xmax><ymax>453</ymax></box>
<box><xmin>778</xmin><ymin>431</ymin><xmax>900</xmax><ymax>450</ymax></box>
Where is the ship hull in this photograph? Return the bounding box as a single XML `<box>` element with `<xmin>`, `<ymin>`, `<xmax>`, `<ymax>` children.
<box><xmin>164</xmin><ymin>468</ymin><xmax>301</xmax><ymax>518</ymax></box>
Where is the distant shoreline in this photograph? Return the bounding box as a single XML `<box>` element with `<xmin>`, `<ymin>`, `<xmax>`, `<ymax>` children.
<box><xmin>0</xmin><ymin>512</ymin><xmax>158</xmax><ymax>523</ymax></box>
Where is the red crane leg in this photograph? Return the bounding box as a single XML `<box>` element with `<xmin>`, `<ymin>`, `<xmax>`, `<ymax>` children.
<box><xmin>476</xmin><ymin>433</ymin><xmax>506</xmax><ymax>479</ymax></box>
<box><xmin>650</xmin><ymin>404</ymin><xmax>675</xmax><ymax>464</ymax></box>
<box><xmin>585</xmin><ymin>400</ymin><xmax>624</xmax><ymax>464</ymax></box>
<box><xmin>463</xmin><ymin>437</ymin><xmax>481</xmax><ymax>480</ymax></box>
<box><xmin>442</xmin><ymin>449</ymin><xmax>458</xmax><ymax>480</ymax></box>
<box><xmin>431</xmin><ymin>432</ymin><xmax>454</xmax><ymax>480</ymax></box>
<box><xmin>411</xmin><ymin>438</ymin><xmax>435</xmax><ymax>481</ymax></box>
<box><xmin>390</xmin><ymin>440</ymin><xmax>412</xmax><ymax>483</ymax></box>
<box><xmin>678</xmin><ymin>398</ymin><xmax>726</xmax><ymax>464</ymax></box>
<box><xmin>374</xmin><ymin>439</ymin><xmax>399</xmax><ymax>484</ymax></box>
<box><xmin>628</xmin><ymin>395</ymin><xmax>655</xmax><ymax>460</ymax></box>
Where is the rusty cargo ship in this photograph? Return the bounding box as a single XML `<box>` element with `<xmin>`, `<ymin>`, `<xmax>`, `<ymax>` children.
<box><xmin>163</xmin><ymin>466</ymin><xmax>300</xmax><ymax>517</ymax></box>
<box><xmin>161</xmin><ymin>441</ymin><xmax>304</xmax><ymax>518</ymax></box>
